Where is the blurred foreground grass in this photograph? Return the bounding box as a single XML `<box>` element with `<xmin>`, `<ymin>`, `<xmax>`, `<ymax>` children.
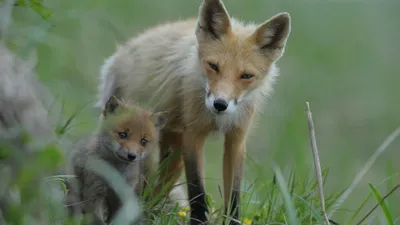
<box><xmin>2</xmin><ymin>0</ymin><xmax>400</xmax><ymax>224</ymax></box>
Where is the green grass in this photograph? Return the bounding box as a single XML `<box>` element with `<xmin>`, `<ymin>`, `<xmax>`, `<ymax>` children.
<box><xmin>2</xmin><ymin>0</ymin><xmax>400</xmax><ymax>224</ymax></box>
<box><xmin>3</xmin><ymin>127</ymin><xmax>398</xmax><ymax>225</ymax></box>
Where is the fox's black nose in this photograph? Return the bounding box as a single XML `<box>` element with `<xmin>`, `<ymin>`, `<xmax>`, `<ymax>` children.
<box><xmin>127</xmin><ymin>152</ymin><xmax>137</xmax><ymax>161</ymax></box>
<box><xmin>213</xmin><ymin>99</ymin><xmax>228</xmax><ymax>112</ymax></box>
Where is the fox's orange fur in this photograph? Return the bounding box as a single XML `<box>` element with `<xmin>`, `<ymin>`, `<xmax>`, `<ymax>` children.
<box><xmin>95</xmin><ymin>0</ymin><xmax>291</xmax><ymax>224</ymax></box>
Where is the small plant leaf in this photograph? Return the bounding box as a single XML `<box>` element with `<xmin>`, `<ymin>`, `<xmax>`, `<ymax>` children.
<box><xmin>15</xmin><ymin>0</ymin><xmax>53</xmax><ymax>20</ymax></box>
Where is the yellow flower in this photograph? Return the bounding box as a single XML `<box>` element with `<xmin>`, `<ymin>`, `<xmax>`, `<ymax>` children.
<box><xmin>181</xmin><ymin>206</ymin><xmax>190</xmax><ymax>211</ymax></box>
<box><xmin>242</xmin><ymin>217</ymin><xmax>252</xmax><ymax>225</ymax></box>
<box><xmin>178</xmin><ymin>211</ymin><xmax>187</xmax><ymax>218</ymax></box>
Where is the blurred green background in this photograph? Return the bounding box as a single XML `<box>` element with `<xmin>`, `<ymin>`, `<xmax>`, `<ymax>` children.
<box><xmin>8</xmin><ymin>0</ymin><xmax>400</xmax><ymax>223</ymax></box>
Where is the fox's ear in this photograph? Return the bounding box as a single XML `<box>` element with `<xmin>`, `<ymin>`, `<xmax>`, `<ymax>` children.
<box><xmin>252</xmin><ymin>12</ymin><xmax>291</xmax><ymax>60</ymax></box>
<box><xmin>150</xmin><ymin>111</ymin><xmax>168</xmax><ymax>129</ymax></box>
<box><xmin>196</xmin><ymin>0</ymin><xmax>231</xmax><ymax>40</ymax></box>
<box><xmin>103</xmin><ymin>96</ymin><xmax>124</xmax><ymax>116</ymax></box>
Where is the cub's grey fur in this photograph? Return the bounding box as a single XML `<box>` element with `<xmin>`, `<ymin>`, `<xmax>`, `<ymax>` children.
<box><xmin>65</xmin><ymin>135</ymin><xmax>141</xmax><ymax>225</ymax></box>
<box><xmin>65</xmin><ymin>98</ymin><xmax>167</xmax><ymax>225</ymax></box>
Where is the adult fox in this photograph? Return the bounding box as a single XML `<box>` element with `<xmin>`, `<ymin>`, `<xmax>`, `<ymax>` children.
<box><xmin>96</xmin><ymin>0</ymin><xmax>291</xmax><ymax>224</ymax></box>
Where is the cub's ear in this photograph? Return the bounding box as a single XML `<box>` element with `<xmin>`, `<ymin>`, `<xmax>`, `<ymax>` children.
<box><xmin>251</xmin><ymin>12</ymin><xmax>291</xmax><ymax>60</ymax></box>
<box><xmin>150</xmin><ymin>111</ymin><xmax>168</xmax><ymax>129</ymax></box>
<box><xmin>196</xmin><ymin>0</ymin><xmax>231</xmax><ymax>41</ymax></box>
<box><xmin>103</xmin><ymin>96</ymin><xmax>124</xmax><ymax>116</ymax></box>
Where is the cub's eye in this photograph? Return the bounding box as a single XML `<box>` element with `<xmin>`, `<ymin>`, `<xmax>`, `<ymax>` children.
<box><xmin>140</xmin><ymin>138</ymin><xmax>148</xmax><ymax>146</ymax></box>
<box><xmin>240</xmin><ymin>74</ymin><xmax>254</xmax><ymax>80</ymax></box>
<box><xmin>118</xmin><ymin>132</ymin><xmax>128</xmax><ymax>139</ymax></box>
<box><xmin>208</xmin><ymin>62</ymin><xmax>219</xmax><ymax>72</ymax></box>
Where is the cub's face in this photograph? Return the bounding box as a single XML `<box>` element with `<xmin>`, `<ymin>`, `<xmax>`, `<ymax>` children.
<box><xmin>102</xmin><ymin>96</ymin><xmax>168</xmax><ymax>162</ymax></box>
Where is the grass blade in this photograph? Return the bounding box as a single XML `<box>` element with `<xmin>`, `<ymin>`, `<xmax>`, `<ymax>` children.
<box><xmin>368</xmin><ymin>183</ymin><xmax>394</xmax><ymax>225</ymax></box>
<box><xmin>273</xmin><ymin>166</ymin><xmax>299</xmax><ymax>225</ymax></box>
<box><xmin>346</xmin><ymin>192</ymin><xmax>373</xmax><ymax>225</ymax></box>
<box><xmin>329</xmin><ymin>127</ymin><xmax>400</xmax><ymax>218</ymax></box>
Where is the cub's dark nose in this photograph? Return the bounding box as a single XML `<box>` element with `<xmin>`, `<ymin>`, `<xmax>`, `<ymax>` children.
<box><xmin>213</xmin><ymin>99</ymin><xmax>228</xmax><ymax>112</ymax></box>
<box><xmin>127</xmin><ymin>152</ymin><xmax>137</xmax><ymax>161</ymax></box>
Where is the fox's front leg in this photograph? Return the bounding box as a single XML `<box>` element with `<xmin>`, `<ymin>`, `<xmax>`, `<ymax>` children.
<box><xmin>183</xmin><ymin>131</ymin><xmax>208</xmax><ymax>225</ymax></box>
<box><xmin>223</xmin><ymin>125</ymin><xmax>249</xmax><ymax>225</ymax></box>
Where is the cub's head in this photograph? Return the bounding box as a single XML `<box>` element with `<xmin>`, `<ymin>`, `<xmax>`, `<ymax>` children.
<box><xmin>102</xmin><ymin>96</ymin><xmax>168</xmax><ymax>163</ymax></box>
<box><xmin>195</xmin><ymin>0</ymin><xmax>291</xmax><ymax>115</ymax></box>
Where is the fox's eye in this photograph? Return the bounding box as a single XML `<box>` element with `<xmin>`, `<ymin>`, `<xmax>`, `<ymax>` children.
<box><xmin>240</xmin><ymin>74</ymin><xmax>254</xmax><ymax>80</ymax></box>
<box><xmin>140</xmin><ymin>138</ymin><xmax>148</xmax><ymax>146</ymax></box>
<box><xmin>208</xmin><ymin>62</ymin><xmax>219</xmax><ymax>72</ymax></box>
<box><xmin>118</xmin><ymin>132</ymin><xmax>128</xmax><ymax>139</ymax></box>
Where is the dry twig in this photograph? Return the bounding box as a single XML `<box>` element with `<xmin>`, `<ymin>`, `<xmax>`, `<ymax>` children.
<box><xmin>305</xmin><ymin>102</ymin><xmax>330</xmax><ymax>225</ymax></box>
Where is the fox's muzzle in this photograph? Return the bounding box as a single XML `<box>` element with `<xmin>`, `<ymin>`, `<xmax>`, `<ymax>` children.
<box><xmin>205</xmin><ymin>92</ymin><xmax>237</xmax><ymax>114</ymax></box>
<box><xmin>115</xmin><ymin>149</ymin><xmax>136</xmax><ymax>161</ymax></box>
<box><xmin>213</xmin><ymin>98</ymin><xmax>228</xmax><ymax>112</ymax></box>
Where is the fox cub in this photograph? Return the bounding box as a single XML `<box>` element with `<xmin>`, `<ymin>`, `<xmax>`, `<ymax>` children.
<box><xmin>66</xmin><ymin>96</ymin><xmax>168</xmax><ymax>224</ymax></box>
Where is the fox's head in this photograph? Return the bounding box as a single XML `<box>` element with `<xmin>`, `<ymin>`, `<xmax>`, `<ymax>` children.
<box><xmin>101</xmin><ymin>96</ymin><xmax>168</xmax><ymax>163</ymax></box>
<box><xmin>195</xmin><ymin>0</ymin><xmax>291</xmax><ymax>115</ymax></box>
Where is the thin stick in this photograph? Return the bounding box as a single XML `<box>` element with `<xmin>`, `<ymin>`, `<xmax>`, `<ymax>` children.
<box><xmin>328</xmin><ymin>126</ymin><xmax>400</xmax><ymax>218</ymax></box>
<box><xmin>305</xmin><ymin>102</ymin><xmax>330</xmax><ymax>225</ymax></box>
<box><xmin>356</xmin><ymin>183</ymin><xmax>400</xmax><ymax>225</ymax></box>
